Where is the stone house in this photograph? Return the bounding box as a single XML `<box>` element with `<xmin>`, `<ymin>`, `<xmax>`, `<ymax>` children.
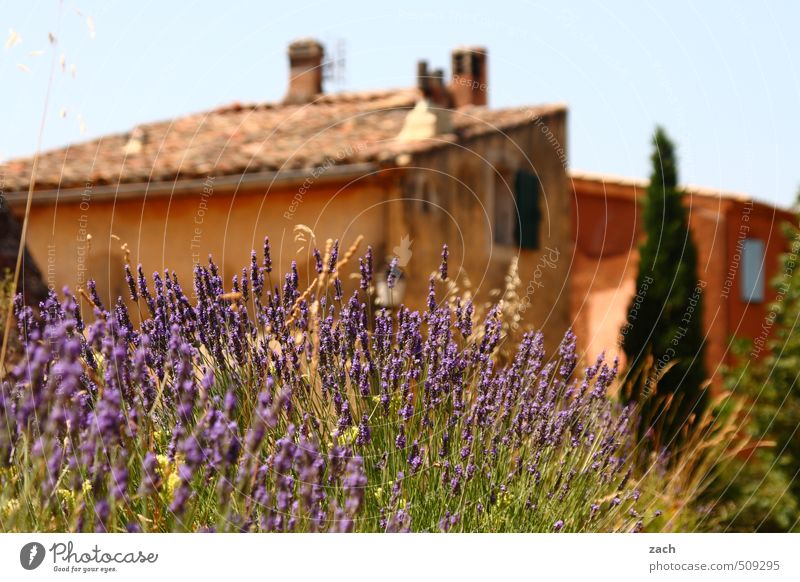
<box><xmin>1</xmin><ymin>40</ymin><xmax>573</xmax><ymax>351</ymax></box>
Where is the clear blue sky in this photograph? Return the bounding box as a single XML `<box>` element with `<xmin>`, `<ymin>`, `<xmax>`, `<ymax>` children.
<box><xmin>2</xmin><ymin>0</ymin><xmax>799</xmax><ymax>206</ymax></box>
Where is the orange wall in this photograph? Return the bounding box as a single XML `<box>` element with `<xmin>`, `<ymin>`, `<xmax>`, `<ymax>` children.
<box><xmin>18</xmin><ymin>178</ymin><xmax>390</xmax><ymax>310</ymax></box>
<box><xmin>570</xmin><ymin>176</ymin><xmax>795</xmax><ymax>383</ymax></box>
<box><xmin>722</xmin><ymin>200</ymin><xmax>795</xmax><ymax>345</ymax></box>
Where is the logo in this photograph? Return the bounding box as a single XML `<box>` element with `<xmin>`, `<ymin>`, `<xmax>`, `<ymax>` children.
<box><xmin>392</xmin><ymin>234</ymin><xmax>413</xmax><ymax>267</ymax></box>
<box><xmin>20</xmin><ymin>542</ymin><xmax>46</xmax><ymax>570</ymax></box>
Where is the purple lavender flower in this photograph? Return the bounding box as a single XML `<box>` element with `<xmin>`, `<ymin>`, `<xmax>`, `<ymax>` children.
<box><xmin>438</xmin><ymin>510</ymin><xmax>459</xmax><ymax>532</ymax></box>
<box><xmin>439</xmin><ymin>244</ymin><xmax>448</xmax><ymax>280</ymax></box>
<box><xmin>343</xmin><ymin>456</ymin><xmax>367</xmax><ymax>515</ymax></box>
<box><xmin>263</xmin><ymin>236</ymin><xmax>272</xmax><ymax>273</ymax></box>
<box><xmin>313</xmin><ymin>248</ymin><xmax>324</xmax><ymax>274</ymax></box>
<box><xmin>94</xmin><ymin>500</ymin><xmax>111</xmax><ymax>532</ymax></box>
<box><xmin>427</xmin><ymin>277</ymin><xmax>436</xmax><ymax>313</ymax></box>
<box><xmin>408</xmin><ymin>440</ymin><xmax>423</xmax><ymax>474</ymax></box>
<box><xmin>139</xmin><ymin>452</ymin><xmax>161</xmax><ymax>495</ymax></box>
<box><xmin>395</xmin><ymin>425</ymin><xmax>407</xmax><ymax>450</ymax></box>
<box><xmin>364</xmin><ymin>246</ymin><xmax>373</xmax><ymax>286</ymax></box>
<box><xmin>3</xmin><ymin>234</ymin><xmax>646</xmax><ymax>534</ymax></box>
<box><xmin>590</xmin><ymin>504</ymin><xmax>600</xmax><ymax>519</ymax></box>
<box><xmin>328</xmin><ymin>240</ymin><xmax>339</xmax><ymax>274</ymax></box>
<box><xmin>386</xmin><ymin>257</ymin><xmax>399</xmax><ymax>289</ymax></box>
<box><xmin>111</xmin><ymin>457</ymin><xmax>129</xmax><ymax>501</ymax></box>
<box><xmin>250</xmin><ymin>250</ymin><xmax>263</xmax><ymax>298</ymax></box>
<box><xmin>356</xmin><ymin>414</ymin><xmax>371</xmax><ymax>446</ymax></box>
<box><xmin>358</xmin><ymin>258</ymin><xmax>369</xmax><ymax>290</ymax></box>
<box><xmin>124</xmin><ymin>264</ymin><xmax>138</xmax><ymax>301</ymax></box>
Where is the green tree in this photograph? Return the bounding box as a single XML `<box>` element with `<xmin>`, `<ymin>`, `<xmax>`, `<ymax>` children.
<box><xmin>718</xmin><ymin>202</ymin><xmax>800</xmax><ymax>531</ymax></box>
<box><xmin>622</xmin><ymin>127</ymin><xmax>708</xmax><ymax>449</ymax></box>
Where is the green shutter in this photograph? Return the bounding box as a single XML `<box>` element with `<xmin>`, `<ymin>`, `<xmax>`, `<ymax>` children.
<box><xmin>514</xmin><ymin>170</ymin><xmax>541</xmax><ymax>250</ymax></box>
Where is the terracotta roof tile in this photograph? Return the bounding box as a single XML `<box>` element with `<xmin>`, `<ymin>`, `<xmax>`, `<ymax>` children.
<box><xmin>1</xmin><ymin>88</ymin><xmax>565</xmax><ymax>192</ymax></box>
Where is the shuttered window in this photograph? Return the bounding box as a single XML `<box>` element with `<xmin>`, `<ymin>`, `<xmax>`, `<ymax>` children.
<box><xmin>514</xmin><ymin>170</ymin><xmax>541</xmax><ymax>250</ymax></box>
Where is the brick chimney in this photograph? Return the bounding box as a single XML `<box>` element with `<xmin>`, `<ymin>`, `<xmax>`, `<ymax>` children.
<box><xmin>417</xmin><ymin>60</ymin><xmax>451</xmax><ymax>107</ymax></box>
<box><xmin>284</xmin><ymin>38</ymin><xmax>324</xmax><ymax>104</ymax></box>
<box><xmin>449</xmin><ymin>46</ymin><xmax>488</xmax><ymax>107</ymax></box>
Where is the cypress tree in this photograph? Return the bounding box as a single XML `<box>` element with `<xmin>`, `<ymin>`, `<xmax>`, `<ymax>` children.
<box><xmin>622</xmin><ymin>126</ymin><xmax>707</xmax><ymax>449</ymax></box>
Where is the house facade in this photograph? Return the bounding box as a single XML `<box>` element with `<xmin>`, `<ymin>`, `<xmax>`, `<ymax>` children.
<box><xmin>570</xmin><ymin>170</ymin><xmax>795</xmax><ymax>381</ymax></box>
<box><xmin>1</xmin><ymin>40</ymin><xmax>573</xmax><ymax>351</ymax></box>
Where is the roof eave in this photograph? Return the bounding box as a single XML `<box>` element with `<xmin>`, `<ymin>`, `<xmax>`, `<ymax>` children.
<box><xmin>2</xmin><ymin>162</ymin><xmax>381</xmax><ymax>207</ymax></box>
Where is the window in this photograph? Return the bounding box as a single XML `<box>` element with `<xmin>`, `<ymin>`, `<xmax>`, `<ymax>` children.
<box><xmin>514</xmin><ymin>170</ymin><xmax>541</xmax><ymax>250</ymax></box>
<box><xmin>493</xmin><ymin>170</ymin><xmax>541</xmax><ymax>249</ymax></box>
<box><xmin>493</xmin><ymin>174</ymin><xmax>516</xmax><ymax>246</ymax></box>
<box><xmin>741</xmin><ymin>238</ymin><xmax>765</xmax><ymax>303</ymax></box>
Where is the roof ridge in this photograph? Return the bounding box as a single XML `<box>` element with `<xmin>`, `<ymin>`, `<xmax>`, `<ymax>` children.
<box><xmin>209</xmin><ymin>87</ymin><xmax>420</xmax><ymax>115</ymax></box>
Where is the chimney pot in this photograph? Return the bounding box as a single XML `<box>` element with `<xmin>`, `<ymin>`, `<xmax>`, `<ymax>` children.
<box><xmin>449</xmin><ymin>46</ymin><xmax>488</xmax><ymax>107</ymax></box>
<box><xmin>417</xmin><ymin>60</ymin><xmax>430</xmax><ymax>96</ymax></box>
<box><xmin>417</xmin><ymin>60</ymin><xmax>450</xmax><ymax>107</ymax></box>
<box><xmin>284</xmin><ymin>38</ymin><xmax>324</xmax><ymax>104</ymax></box>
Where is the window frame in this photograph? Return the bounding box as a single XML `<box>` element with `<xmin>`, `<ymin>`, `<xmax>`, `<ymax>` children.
<box><xmin>492</xmin><ymin>170</ymin><xmax>517</xmax><ymax>247</ymax></box>
<box><xmin>740</xmin><ymin>237</ymin><xmax>766</xmax><ymax>303</ymax></box>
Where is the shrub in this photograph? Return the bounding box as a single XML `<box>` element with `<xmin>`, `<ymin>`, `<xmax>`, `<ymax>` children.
<box><xmin>718</xmin><ymin>209</ymin><xmax>800</xmax><ymax>531</ymax></box>
<box><xmin>0</xmin><ymin>241</ymin><xmax>652</xmax><ymax>532</ymax></box>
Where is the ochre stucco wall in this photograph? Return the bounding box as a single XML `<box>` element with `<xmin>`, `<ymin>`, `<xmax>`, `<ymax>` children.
<box><xmin>570</xmin><ymin>176</ymin><xmax>795</xmax><ymax>385</ymax></box>
<box><xmin>18</xmin><ymin>179</ymin><xmax>390</xmax><ymax>310</ymax></box>
<box><xmin>394</xmin><ymin>110</ymin><xmax>573</xmax><ymax>353</ymax></box>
